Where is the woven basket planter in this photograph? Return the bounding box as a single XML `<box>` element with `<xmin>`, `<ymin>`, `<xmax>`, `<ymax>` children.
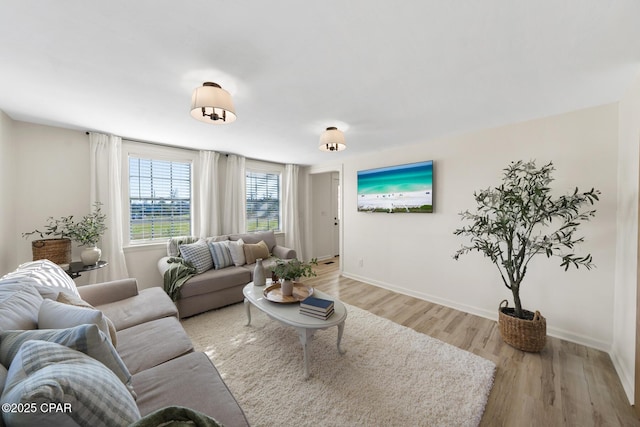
<box><xmin>498</xmin><ymin>299</ymin><xmax>546</xmax><ymax>352</ymax></box>
<box><xmin>31</xmin><ymin>238</ymin><xmax>72</xmax><ymax>265</ymax></box>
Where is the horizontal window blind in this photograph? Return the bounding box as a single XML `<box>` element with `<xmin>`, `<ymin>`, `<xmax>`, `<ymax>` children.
<box><xmin>246</xmin><ymin>171</ymin><xmax>280</xmax><ymax>232</ymax></box>
<box><xmin>129</xmin><ymin>157</ymin><xmax>191</xmax><ymax>241</ymax></box>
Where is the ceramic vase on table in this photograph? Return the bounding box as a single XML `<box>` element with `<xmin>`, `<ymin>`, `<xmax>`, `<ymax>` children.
<box><xmin>281</xmin><ymin>279</ymin><xmax>294</xmax><ymax>297</ymax></box>
<box><xmin>81</xmin><ymin>246</ymin><xmax>101</xmax><ymax>266</ymax></box>
<box><xmin>253</xmin><ymin>258</ymin><xmax>266</xmax><ymax>286</ymax></box>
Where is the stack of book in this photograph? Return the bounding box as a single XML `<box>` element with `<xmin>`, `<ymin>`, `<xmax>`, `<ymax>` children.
<box><xmin>300</xmin><ymin>296</ymin><xmax>334</xmax><ymax>320</ymax></box>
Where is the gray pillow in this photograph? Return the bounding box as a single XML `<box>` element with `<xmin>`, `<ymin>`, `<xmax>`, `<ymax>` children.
<box><xmin>179</xmin><ymin>240</ymin><xmax>213</xmax><ymax>273</ymax></box>
<box><xmin>38</xmin><ymin>298</ymin><xmax>115</xmax><ymax>346</ymax></box>
<box><xmin>2</xmin><ymin>340</ymin><xmax>141</xmax><ymax>427</ymax></box>
<box><xmin>0</xmin><ymin>324</ymin><xmax>132</xmax><ymax>391</ymax></box>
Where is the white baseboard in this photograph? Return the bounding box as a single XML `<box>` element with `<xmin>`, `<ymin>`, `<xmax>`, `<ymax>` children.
<box><xmin>610</xmin><ymin>348</ymin><xmax>635</xmax><ymax>404</ymax></box>
<box><xmin>341</xmin><ymin>271</ymin><xmax>611</xmax><ymax>352</ymax></box>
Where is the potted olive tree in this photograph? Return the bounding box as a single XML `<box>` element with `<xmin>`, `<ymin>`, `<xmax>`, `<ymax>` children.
<box><xmin>272</xmin><ymin>258</ymin><xmax>318</xmax><ymax>297</ymax></box>
<box><xmin>453</xmin><ymin>160</ymin><xmax>600</xmax><ymax>352</ymax></box>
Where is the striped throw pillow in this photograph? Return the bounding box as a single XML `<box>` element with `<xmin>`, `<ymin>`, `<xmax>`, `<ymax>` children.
<box><xmin>208</xmin><ymin>241</ymin><xmax>233</xmax><ymax>270</ymax></box>
<box><xmin>0</xmin><ymin>259</ymin><xmax>80</xmax><ymax>297</ymax></box>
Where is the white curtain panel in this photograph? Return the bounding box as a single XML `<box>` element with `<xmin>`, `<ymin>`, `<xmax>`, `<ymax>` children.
<box><xmin>88</xmin><ymin>132</ymin><xmax>129</xmax><ymax>282</ymax></box>
<box><xmin>195</xmin><ymin>150</ymin><xmax>221</xmax><ymax>238</ymax></box>
<box><xmin>222</xmin><ymin>154</ymin><xmax>246</xmax><ymax>234</ymax></box>
<box><xmin>283</xmin><ymin>164</ymin><xmax>304</xmax><ymax>260</ymax></box>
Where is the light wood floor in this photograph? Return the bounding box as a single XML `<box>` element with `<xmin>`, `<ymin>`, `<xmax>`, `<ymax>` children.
<box><xmin>305</xmin><ymin>258</ymin><xmax>640</xmax><ymax>427</ymax></box>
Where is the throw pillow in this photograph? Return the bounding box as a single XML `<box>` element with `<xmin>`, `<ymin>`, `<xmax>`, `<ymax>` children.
<box><xmin>38</xmin><ymin>298</ymin><xmax>115</xmax><ymax>346</ymax></box>
<box><xmin>56</xmin><ymin>291</ymin><xmax>118</xmax><ymax>346</ymax></box>
<box><xmin>0</xmin><ymin>286</ymin><xmax>43</xmax><ymax>332</ymax></box>
<box><xmin>227</xmin><ymin>238</ymin><xmax>246</xmax><ymax>266</ymax></box>
<box><xmin>243</xmin><ymin>240</ymin><xmax>270</xmax><ymax>265</ymax></box>
<box><xmin>208</xmin><ymin>241</ymin><xmax>233</xmax><ymax>270</ymax></box>
<box><xmin>0</xmin><ymin>324</ymin><xmax>132</xmax><ymax>391</ymax></box>
<box><xmin>2</xmin><ymin>340</ymin><xmax>141</xmax><ymax>427</ymax></box>
<box><xmin>0</xmin><ymin>259</ymin><xmax>80</xmax><ymax>297</ymax></box>
<box><xmin>179</xmin><ymin>240</ymin><xmax>213</xmax><ymax>273</ymax></box>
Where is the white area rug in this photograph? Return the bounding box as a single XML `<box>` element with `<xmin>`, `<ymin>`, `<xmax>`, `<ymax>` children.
<box><xmin>181</xmin><ymin>302</ymin><xmax>495</xmax><ymax>427</ymax></box>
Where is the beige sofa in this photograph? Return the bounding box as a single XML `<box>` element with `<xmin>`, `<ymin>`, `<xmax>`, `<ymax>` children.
<box><xmin>158</xmin><ymin>230</ymin><xmax>296</xmax><ymax>318</ymax></box>
<box><xmin>0</xmin><ymin>260</ymin><xmax>248</xmax><ymax>427</ymax></box>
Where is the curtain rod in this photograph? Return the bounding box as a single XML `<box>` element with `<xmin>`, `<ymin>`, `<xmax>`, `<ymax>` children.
<box><xmin>85</xmin><ymin>131</ymin><xmax>200</xmax><ymax>153</ymax></box>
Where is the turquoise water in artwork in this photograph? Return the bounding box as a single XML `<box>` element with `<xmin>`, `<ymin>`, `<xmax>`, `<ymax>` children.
<box><xmin>357</xmin><ymin>160</ymin><xmax>433</xmax><ymax>195</ymax></box>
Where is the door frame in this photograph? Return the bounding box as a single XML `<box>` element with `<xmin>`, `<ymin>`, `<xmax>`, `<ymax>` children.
<box><xmin>307</xmin><ymin>163</ymin><xmax>343</xmax><ymax>273</ymax></box>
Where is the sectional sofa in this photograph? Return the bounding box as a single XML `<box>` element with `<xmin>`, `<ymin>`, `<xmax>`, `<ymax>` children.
<box><xmin>0</xmin><ymin>259</ymin><xmax>248</xmax><ymax>427</ymax></box>
<box><xmin>158</xmin><ymin>230</ymin><xmax>296</xmax><ymax>318</ymax></box>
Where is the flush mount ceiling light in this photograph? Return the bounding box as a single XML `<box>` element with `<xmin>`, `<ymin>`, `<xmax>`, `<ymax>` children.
<box><xmin>319</xmin><ymin>127</ymin><xmax>346</xmax><ymax>152</ymax></box>
<box><xmin>190</xmin><ymin>82</ymin><xmax>236</xmax><ymax>124</ymax></box>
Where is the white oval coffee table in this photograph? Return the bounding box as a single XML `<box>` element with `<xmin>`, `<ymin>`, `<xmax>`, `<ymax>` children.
<box><xmin>243</xmin><ymin>281</ymin><xmax>347</xmax><ymax>379</ymax></box>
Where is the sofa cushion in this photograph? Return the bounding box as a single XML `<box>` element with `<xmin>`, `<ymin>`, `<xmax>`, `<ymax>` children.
<box><xmin>0</xmin><ymin>259</ymin><xmax>80</xmax><ymax>298</ymax></box>
<box><xmin>179</xmin><ymin>240</ymin><xmax>213</xmax><ymax>273</ymax></box>
<box><xmin>55</xmin><ymin>291</ymin><xmax>118</xmax><ymax>346</ymax></box>
<box><xmin>243</xmin><ymin>240</ymin><xmax>270</xmax><ymax>265</ymax></box>
<box><xmin>2</xmin><ymin>340</ymin><xmax>140</xmax><ymax>427</ymax></box>
<box><xmin>0</xmin><ymin>285</ymin><xmax>42</xmax><ymax>332</ymax></box>
<box><xmin>0</xmin><ymin>324</ymin><xmax>132</xmax><ymax>390</ymax></box>
<box><xmin>132</xmin><ymin>352</ymin><xmax>248</xmax><ymax>427</ymax></box>
<box><xmin>230</xmin><ymin>231</ymin><xmax>277</xmax><ymax>252</ymax></box>
<box><xmin>227</xmin><ymin>238</ymin><xmax>246</xmax><ymax>266</ymax></box>
<box><xmin>178</xmin><ymin>267</ymin><xmax>250</xmax><ymax>299</ymax></box>
<box><xmin>95</xmin><ymin>287</ymin><xmax>178</xmax><ymax>331</ymax></box>
<box><xmin>209</xmin><ymin>241</ymin><xmax>234</xmax><ymax>270</ymax></box>
<box><xmin>115</xmin><ymin>317</ymin><xmax>193</xmax><ymax>375</ymax></box>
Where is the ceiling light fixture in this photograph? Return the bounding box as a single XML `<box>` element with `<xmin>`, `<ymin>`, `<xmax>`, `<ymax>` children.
<box><xmin>319</xmin><ymin>127</ymin><xmax>346</xmax><ymax>152</ymax></box>
<box><xmin>190</xmin><ymin>82</ymin><xmax>236</xmax><ymax>124</ymax></box>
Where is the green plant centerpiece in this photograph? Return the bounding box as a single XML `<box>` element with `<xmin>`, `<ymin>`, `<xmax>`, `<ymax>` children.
<box><xmin>272</xmin><ymin>258</ymin><xmax>318</xmax><ymax>297</ymax></box>
<box><xmin>453</xmin><ymin>160</ymin><xmax>600</xmax><ymax>351</ymax></box>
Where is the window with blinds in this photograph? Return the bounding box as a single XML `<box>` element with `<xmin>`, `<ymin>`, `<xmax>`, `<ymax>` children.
<box><xmin>246</xmin><ymin>171</ymin><xmax>280</xmax><ymax>232</ymax></box>
<box><xmin>129</xmin><ymin>157</ymin><xmax>192</xmax><ymax>241</ymax></box>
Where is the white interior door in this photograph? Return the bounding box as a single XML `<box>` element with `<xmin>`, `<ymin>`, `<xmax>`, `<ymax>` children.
<box><xmin>331</xmin><ymin>172</ymin><xmax>340</xmax><ymax>257</ymax></box>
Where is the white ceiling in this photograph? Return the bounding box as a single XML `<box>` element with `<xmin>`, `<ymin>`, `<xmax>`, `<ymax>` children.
<box><xmin>1</xmin><ymin>1</ymin><xmax>639</xmax><ymax>166</ymax></box>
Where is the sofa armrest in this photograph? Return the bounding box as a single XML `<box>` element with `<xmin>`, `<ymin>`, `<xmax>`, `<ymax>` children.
<box><xmin>78</xmin><ymin>278</ymin><xmax>139</xmax><ymax>306</ymax></box>
<box><xmin>272</xmin><ymin>245</ymin><xmax>297</xmax><ymax>260</ymax></box>
<box><xmin>157</xmin><ymin>256</ymin><xmax>172</xmax><ymax>278</ymax></box>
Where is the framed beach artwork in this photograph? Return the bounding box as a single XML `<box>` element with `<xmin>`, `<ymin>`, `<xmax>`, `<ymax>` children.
<box><xmin>357</xmin><ymin>160</ymin><xmax>433</xmax><ymax>213</ymax></box>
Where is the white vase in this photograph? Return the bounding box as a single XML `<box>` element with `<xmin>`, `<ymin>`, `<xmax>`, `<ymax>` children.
<box><xmin>81</xmin><ymin>246</ymin><xmax>101</xmax><ymax>266</ymax></box>
<box><xmin>281</xmin><ymin>279</ymin><xmax>294</xmax><ymax>297</ymax></box>
<box><xmin>253</xmin><ymin>258</ymin><xmax>266</xmax><ymax>286</ymax></box>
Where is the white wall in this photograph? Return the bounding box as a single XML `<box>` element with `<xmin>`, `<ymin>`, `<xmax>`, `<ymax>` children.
<box><xmin>0</xmin><ymin>111</ymin><xmax>17</xmax><ymax>275</ymax></box>
<box><xmin>612</xmin><ymin>73</ymin><xmax>640</xmax><ymax>403</ymax></box>
<box><xmin>340</xmin><ymin>103</ymin><xmax>619</xmax><ymax>350</ymax></box>
<box><xmin>11</xmin><ymin>121</ymin><xmax>92</xmax><ymax>284</ymax></box>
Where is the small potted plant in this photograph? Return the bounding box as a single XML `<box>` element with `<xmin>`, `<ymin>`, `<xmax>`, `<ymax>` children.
<box><xmin>272</xmin><ymin>258</ymin><xmax>318</xmax><ymax>296</ymax></box>
<box><xmin>453</xmin><ymin>160</ymin><xmax>600</xmax><ymax>352</ymax></box>
<box><xmin>68</xmin><ymin>202</ymin><xmax>107</xmax><ymax>265</ymax></box>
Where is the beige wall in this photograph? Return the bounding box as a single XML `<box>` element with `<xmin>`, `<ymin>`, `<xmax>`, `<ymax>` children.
<box><xmin>337</xmin><ymin>103</ymin><xmax>619</xmax><ymax>351</ymax></box>
<box><xmin>0</xmin><ymin>111</ymin><xmax>17</xmax><ymax>275</ymax></box>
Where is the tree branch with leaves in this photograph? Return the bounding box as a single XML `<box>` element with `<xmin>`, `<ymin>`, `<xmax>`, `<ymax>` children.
<box><xmin>453</xmin><ymin>160</ymin><xmax>600</xmax><ymax>318</ymax></box>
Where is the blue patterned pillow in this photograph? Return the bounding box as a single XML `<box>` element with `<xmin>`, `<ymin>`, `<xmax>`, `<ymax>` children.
<box><xmin>2</xmin><ymin>340</ymin><xmax>141</xmax><ymax>427</ymax></box>
<box><xmin>179</xmin><ymin>240</ymin><xmax>213</xmax><ymax>273</ymax></box>
<box><xmin>208</xmin><ymin>241</ymin><xmax>233</xmax><ymax>270</ymax></box>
